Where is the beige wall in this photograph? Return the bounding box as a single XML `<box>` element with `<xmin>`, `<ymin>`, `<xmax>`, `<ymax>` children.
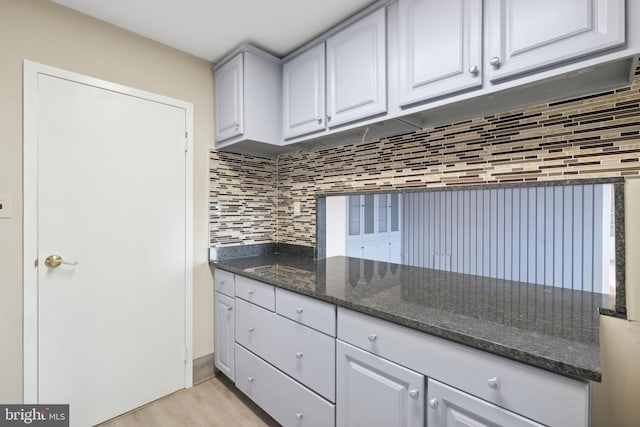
<box><xmin>591</xmin><ymin>178</ymin><xmax>640</xmax><ymax>424</ymax></box>
<box><xmin>0</xmin><ymin>0</ymin><xmax>214</xmax><ymax>402</ymax></box>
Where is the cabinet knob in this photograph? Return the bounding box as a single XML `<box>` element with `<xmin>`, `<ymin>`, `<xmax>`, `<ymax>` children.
<box><xmin>428</xmin><ymin>398</ymin><xmax>439</xmax><ymax>409</ymax></box>
<box><xmin>487</xmin><ymin>377</ymin><xmax>500</xmax><ymax>389</ymax></box>
<box><xmin>248</xmin><ymin>376</ymin><xmax>254</xmax><ymax>382</ymax></box>
<box><xmin>247</xmin><ymin>289</ymin><xmax>255</xmax><ymax>295</ymax></box>
<box><xmin>296</xmin><ymin>307</ymin><xmax>304</xmax><ymax>314</ymax></box>
<box><xmin>296</xmin><ymin>412</ymin><xmax>303</xmax><ymax>420</ymax></box>
<box><xmin>468</xmin><ymin>64</ymin><xmax>479</xmax><ymax>75</ymax></box>
<box><xmin>316</xmin><ymin>116</ymin><xmax>322</xmax><ymax>124</ymax></box>
<box><xmin>226</xmin><ymin>305</ymin><xmax>233</xmax><ymax>311</ymax></box>
<box><xmin>296</xmin><ymin>352</ymin><xmax>304</xmax><ymax>359</ymax></box>
<box><xmin>368</xmin><ymin>333</ymin><xmax>377</xmax><ymax>342</ymax></box>
<box><xmin>408</xmin><ymin>389</ymin><xmax>419</xmax><ymax>399</ymax></box>
<box><xmin>326</xmin><ymin>115</ymin><xmax>332</xmax><ymax>122</ymax></box>
<box><xmin>220</xmin><ymin>280</ymin><xmax>225</xmax><ymax>285</ymax></box>
<box><xmin>248</xmin><ymin>327</ymin><xmax>255</xmax><ymax>333</ymax></box>
<box><xmin>489</xmin><ymin>57</ymin><xmax>501</xmax><ymax>68</ymax></box>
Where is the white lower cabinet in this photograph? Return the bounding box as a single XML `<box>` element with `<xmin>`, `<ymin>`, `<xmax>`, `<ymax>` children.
<box><xmin>235</xmin><ymin>298</ymin><xmax>336</xmax><ymax>401</ymax></box>
<box><xmin>214</xmin><ymin>270</ymin><xmax>590</xmax><ymax>427</ymax></box>
<box><xmin>236</xmin><ymin>344</ymin><xmax>335</xmax><ymax>427</ymax></box>
<box><xmin>213</xmin><ymin>291</ymin><xmax>235</xmax><ymax>380</ymax></box>
<box><xmin>427</xmin><ymin>379</ymin><xmax>542</xmax><ymax>427</ymax></box>
<box><xmin>337</xmin><ymin>340</ymin><xmax>424</xmax><ymax>427</ymax></box>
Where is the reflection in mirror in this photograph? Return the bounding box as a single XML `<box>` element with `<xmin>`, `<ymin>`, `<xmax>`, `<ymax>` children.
<box><xmin>326</xmin><ymin>183</ymin><xmax>617</xmax><ymax>297</ymax></box>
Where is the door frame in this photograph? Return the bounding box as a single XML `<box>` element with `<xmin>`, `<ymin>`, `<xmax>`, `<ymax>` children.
<box><xmin>22</xmin><ymin>60</ymin><xmax>194</xmax><ymax>402</ymax></box>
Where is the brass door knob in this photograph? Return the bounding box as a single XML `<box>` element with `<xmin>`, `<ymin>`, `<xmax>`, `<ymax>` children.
<box><xmin>44</xmin><ymin>255</ymin><xmax>78</xmax><ymax>268</ymax></box>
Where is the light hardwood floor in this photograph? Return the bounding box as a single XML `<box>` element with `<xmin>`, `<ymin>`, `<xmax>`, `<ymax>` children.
<box><xmin>98</xmin><ymin>375</ymin><xmax>280</xmax><ymax>427</ymax></box>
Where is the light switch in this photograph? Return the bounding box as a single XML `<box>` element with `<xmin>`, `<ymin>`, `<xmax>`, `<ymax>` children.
<box><xmin>0</xmin><ymin>195</ymin><xmax>11</xmax><ymax>218</ymax></box>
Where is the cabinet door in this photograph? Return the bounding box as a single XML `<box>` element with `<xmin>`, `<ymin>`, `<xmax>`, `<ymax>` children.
<box><xmin>337</xmin><ymin>340</ymin><xmax>424</xmax><ymax>427</ymax></box>
<box><xmin>398</xmin><ymin>0</ymin><xmax>482</xmax><ymax>106</ymax></box>
<box><xmin>486</xmin><ymin>0</ymin><xmax>625</xmax><ymax>82</ymax></box>
<box><xmin>427</xmin><ymin>379</ymin><xmax>542</xmax><ymax>427</ymax></box>
<box><xmin>214</xmin><ymin>292</ymin><xmax>235</xmax><ymax>380</ymax></box>
<box><xmin>283</xmin><ymin>44</ymin><xmax>326</xmax><ymax>139</ymax></box>
<box><xmin>214</xmin><ymin>53</ymin><xmax>244</xmax><ymax>142</ymax></box>
<box><xmin>327</xmin><ymin>8</ymin><xmax>387</xmax><ymax>128</ymax></box>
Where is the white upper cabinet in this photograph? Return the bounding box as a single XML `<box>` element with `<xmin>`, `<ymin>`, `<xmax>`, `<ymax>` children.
<box><xmin>213</xmin><ymin>45</ymin><xmax>282</xmax><ymax>149</ymax></box>
<box><xmin>214</xmin><ymin>54</ymin><xmax>244</xmax><ymax>142</ymax></box>
<box><xmin>486</xmin><ymin>0</ymin><xmax>626</xmax><ymax>82</ymax></box>
<box><xmin>398</xmin><ymin>0</ymin><xmax>482</xmax><ymax>107</ymax></box>
<box><xmin>282</xmin><ymin>43</ymin><xmax>326</xmax><ymax>139</ymax></box>
<box><xmin>326</xmin><ymin>8</ymin><xmax>387</xmax><ymax>128</ymax></box>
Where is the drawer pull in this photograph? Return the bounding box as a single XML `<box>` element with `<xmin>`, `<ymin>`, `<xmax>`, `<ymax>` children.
<box><xmin>296</xmin><ymin>412</ymin><xmax>303</xmax><ymax>420</ymax></box>
<box><xmin>427</xmin><ymin>398</ymin><xmax>439</xmax><ymax>409</ymax></box>
<box><xmin>247</xmin><ymin>289</ymin><xmax>255</xmax><ymax>295</ymax></box>
<box><xmin>226</xmin><ymin>305</ymin><xmax>233</xmax><ymax>312</ymax></box>
<box><xmin>368</xmin><ymin>333</ymin><xmax>377</xmax><ymax>342</ymax></box>
<box><xmin>296</xmin><ymin>307</ymin><xmax>304</xmax><ymax>314</ymax></box>
<box><xmin>408</xmin><ymin>389</ymin><xmax>419</xmax><ymax>399</ymax></box>
<box><xmin>487</xmin><ymin>377</ymin><xmax>500</xmax><ymax>389</ymax></box>
<box><xmin>248</xmin><ymin>327</ymin><xmax>255</xmax><ymax>333</ymax></box>
<box><xmin>248</xmin><ymin>376</ymin><xmax>254</xmax><ymax>382</ymax></box>
<box><xmin>220</xmin><ymin>280</ymin><xmax>225</xmax><ymax>285</ymax></box>
<box><xmin>295</xmin><ymin>352</ymin><xmax>304</xmax><ymax>359</ymax></box>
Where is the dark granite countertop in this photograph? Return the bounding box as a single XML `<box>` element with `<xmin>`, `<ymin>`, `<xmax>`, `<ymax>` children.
<box><xmin>211</xmin><ymin>253</ymin><xmax>607</xmax><ymax>382</ymax></box>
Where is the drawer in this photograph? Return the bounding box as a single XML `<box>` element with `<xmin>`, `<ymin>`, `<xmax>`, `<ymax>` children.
<box><xmin>271</xmin><ymin>311</ymin><xmax>336</xmax><ymax>402</ymax></box>
<box><xmin>236</xmin><ymin>298</ymin><xmax>336</xmax><ymax>401</ymax></box>
<box><xmin>338</xmin><ymin>307</ymin><xmax>589</xmax><ymax>427</ymax></box>
<box><xmin>235</xmin><ymin>298</ymin><xmax>279</xmax><ymax>362</ymax></box>
<box><xmin>235</xmin><ymin>275</ymin><xmax>275</xmax><ymax>311</ymax></box>
<box><xmin>235</xmin><ymin>344</ymin><xmax>335</xmax><ymax>427</ymax></box>
<box><xmin>276</xmin><ymin>288</ymin><xmax>336</xmax><ymax>337</ymax></box>
<box><xmin>427</xmin><ymin>378</ymin><xmax>542</xmax><ymax>427</ymax></box>
<box><xmin>214</xmin><ymin>269</ymin><xmax>235</xmax><ymax>297</ymax></box>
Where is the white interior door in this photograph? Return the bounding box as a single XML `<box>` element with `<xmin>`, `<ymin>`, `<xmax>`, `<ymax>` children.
<box><xmin>26</xmin><ymin>65</ymin><xmax>191</xmax><ymax>427</ymax></box>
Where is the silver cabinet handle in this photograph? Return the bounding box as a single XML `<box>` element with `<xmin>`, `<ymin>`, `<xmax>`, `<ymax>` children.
<box><xmin>428</xmin><ymin>397</ymin><xmax>439</xmax><ymax>409</ymax></box>
<box><xmin>247</xmin><ymin>289</ymin><xmax>255</xmax><ymax>295</ymax></box>
<box><xmin>220</xmin><ymin>280</ymin><xmax>225</xmax><ymax>285</ymax></box>
<box><xmin>368</xmin><ymin>333</ymin><xmax>377</xmax><ymax>342</ymax></box>
<box><xmin>408</xmin><ymin>389</ymin><xmax>419</xmax><ymax>399</ymax></box>
<box><xmin>326</xmin><ymin>115</ymin><xmax>332</xmax><ymax>122</ymax></box>
<box><xmin>226</xmin><ymin>305</ymin><xmax>233</xmax><ymax>311</ymax></box>
<box><xmin>488</xmin><ymin>377</ymin><xmax>500</xmax><ymax>389</ymax></box>
<box><xmin>489</xmin><ymin>57</ymin><xmax>501</xmax><ymax>67</ymax></box>
<box><xmin>248</xmin><ymin>376</ymin><xmax>254</xmax><ymax>382</ymax></box>
<box><xmin>296</xmin><ymin>352</ymin><xmax>304</xmax><ymax>359</ymax></box>
<box><xmin>469</xmin><ymin>64</ymin><xmax>479</xmax><ymax>75</ymax></box>
<box><xmin>296</xmin><ymin>412</ymin><xmax>303</xmax><ymax>420</ymax></box>
<box><xmin>316</xmin><ymin>116</ymin><xmax>322</xmax><ymax>124</ymax></box>
<box><xmin>248</xmin><ymin>327</ymin><xmax>255</xmax><ymax>332</ymax></box>
<box><xmin>296</xmin><ymin>307</ymin><xmax>304</xmax><ymax>314</ymax></box>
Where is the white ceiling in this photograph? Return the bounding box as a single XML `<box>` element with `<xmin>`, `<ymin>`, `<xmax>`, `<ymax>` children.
<box><xmin>51</xmin><ymin>0</ymin><xmax>377</xmax><ymax>63</ymax></box>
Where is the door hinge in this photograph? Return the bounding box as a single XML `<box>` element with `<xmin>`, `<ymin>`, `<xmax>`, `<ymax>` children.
<box><xmin>184</xmin><ymin>132</ymin><xmax>189</xmax><ymax>152</ymax></box>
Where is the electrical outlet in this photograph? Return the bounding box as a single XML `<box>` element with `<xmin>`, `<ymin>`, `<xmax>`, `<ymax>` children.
<box><xmin>0</xmin><ymin>195</ymin><xmax>11</xmax><ymax>218</ymax></box>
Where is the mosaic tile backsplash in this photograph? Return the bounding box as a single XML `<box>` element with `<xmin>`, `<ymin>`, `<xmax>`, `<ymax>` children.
<box><xmin>210</xmin><ymin>62</ymin><xmax>640</xmax><ymax>249</ymax></box>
